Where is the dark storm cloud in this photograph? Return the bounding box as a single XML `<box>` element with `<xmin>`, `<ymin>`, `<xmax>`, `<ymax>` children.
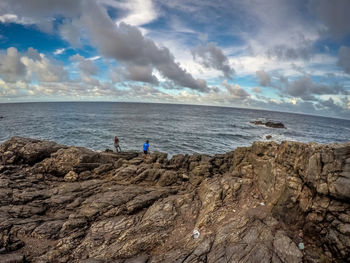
<box><xmin>256</xmin><ymin>70</ymin><xmax>271</xmax><ymax>87</ymax></box>
<box><xmin>337</xmin><ymin>46</ymin><xmax>350</xmax><ymax>74</ymax></box>
<box><xmin>191</xmin><ymin>42</ymin><xmax>235</xmax><ymax>79</ymax></box>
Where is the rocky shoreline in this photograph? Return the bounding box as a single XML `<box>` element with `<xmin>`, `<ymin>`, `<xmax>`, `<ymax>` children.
<box><xmin>0</xmin><ymin>137</ymin><xmax>350</xmax><ymax>262</ymax></box>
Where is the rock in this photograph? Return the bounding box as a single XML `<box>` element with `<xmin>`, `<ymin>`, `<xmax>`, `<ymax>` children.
<box><xmin>0</xmin><ymin>137</ymin><xmax>349</xmax><ymax>262</ymax></box>
<box><xmin>64</xmin><ymin>171</ymin><xmax>79</xmax><ymax>182</ymax></box>
<box><xmin>0</xmin><ymin>136</ymin><xmax>66</xmax><ymax>165</ymax></box>
<box><xmin>0</xmin><ymin>254</ymin><xmax>25</xmax><ymax>263</ymax></box>
<box><xmin>265</xmin><ymin>121</ymin><xmax>285</xmax><ymax>128</ymax></box>
<box><xmin>273</xmin><ymin>231</ymin><xmax>303</xmax><ymax>262</ymax></box>
<box><xmin>158</xmin><ymin>170</ymin><xmax>179</xmax><ymax>186</ymax></box>
<box><xmin>251</xmin><ymin>120</ymin><xmax>286</xmax><ymax>128</ymax></box>
<box><xmin>330</xmin><ymin>177</ymin><xmax>350</xmax><ymax>200</ymax></box>
<box><xmin>266</xmin><ymin>135</ymin><xmax>272</xmax><ymax>140</ymax></box>
<box><xmin>93</xmin><ymin>163</ymin><xmax>113</xmax><ymax>175</ymax></box>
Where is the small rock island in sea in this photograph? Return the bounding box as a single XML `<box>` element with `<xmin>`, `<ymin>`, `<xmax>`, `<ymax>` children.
<box><xmin>251</xmin><ymin>120</ymin><xmax>286</xmax><ymax>128</ymax></box>
<box><xmin>1</xmin><ymin>136</ymin><xmax>350</xmax><ymax>262</ymax></box>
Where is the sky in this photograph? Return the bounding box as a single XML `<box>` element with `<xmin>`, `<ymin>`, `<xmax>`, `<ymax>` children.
<box><xmin>0</xmin><ymin>0</ymin><xmax>349</xmax><ymax>119</ymax></box>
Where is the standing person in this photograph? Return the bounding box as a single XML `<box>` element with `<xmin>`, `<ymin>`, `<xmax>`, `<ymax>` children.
<box><xmin>143</xmin><ymin>140</ymin><xmax>150</xmax><ymax>155</ymax></box>
<box><xmin>114</xmin><ymin>136</ymin><xmax>121</xmax><ymax>152</ymax></box>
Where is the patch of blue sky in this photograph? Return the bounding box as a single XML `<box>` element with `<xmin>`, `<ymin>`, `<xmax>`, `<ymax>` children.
<box><xmin>307</xmin><ymin>62</ymin><xmax>343</xmax><ymax>77</ymax></box>
<box><xmin>105</xmin><ymin>6</ymin><xmax>121</xmax><ymax>21</ymax></box>
<box><xmin>313</xmin><ymin>38</ymin><xmax>341</xmax><ymax>56</ymax></box>
<box><xmin>0</xmin><ymin>23</ymin><xmax>66</xmax><ymax>53</ymax></box>
<box><xmin>234</xmin><ymin>75</ymin><xmax>259</xmax><ymax>88</ymax></box>
<box><xmin>144</xmin><ymin>13</ymin><xmax>172</xmax><ymax>31</ymax></box>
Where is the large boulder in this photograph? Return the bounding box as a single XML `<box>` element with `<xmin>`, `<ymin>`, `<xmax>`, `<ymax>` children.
<box><xmin>0</xmin><ymin>136</ymin><xmax>66</xmax><ymax>165</ymax></box>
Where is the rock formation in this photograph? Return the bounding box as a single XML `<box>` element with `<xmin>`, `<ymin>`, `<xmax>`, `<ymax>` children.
<box><xmin>251</xmin><ymin>120</ymin><xmax>286</xmax><ymax>128</ymax></box>
<box><xmin>0</xmin><ymin>136</ymin><xmax>349</xmax><ymax>262</ymax></box>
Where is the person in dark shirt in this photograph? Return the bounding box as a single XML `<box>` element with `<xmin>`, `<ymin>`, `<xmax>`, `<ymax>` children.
<box><xmin>143</xmin><ymin>140</ymin><xmax>150</xmax><ymax>154</ymax></box>
<box><xmin>114</xmin><ymin>136</ymin><xmax>121</xmax><ymax>152</ymax></box>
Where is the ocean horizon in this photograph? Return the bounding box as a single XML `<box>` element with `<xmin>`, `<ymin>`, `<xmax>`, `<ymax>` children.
<box><xmin>1</xmin><ymin>102</ymin><xmax>350</xmax><ymax>156</ymax></box>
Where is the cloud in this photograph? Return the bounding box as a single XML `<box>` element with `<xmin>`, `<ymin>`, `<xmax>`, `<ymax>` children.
<box><xmin>116</xmin><ymin>0</ymin><xmax>158</xmax><ymax>27</ymax></box>
<box><xmin>0</xmin><ymin>47</ymin><xmax>26</xmax><ymax>82</ymax></box>
<box><xmin>123</xmin><ymin>64</ymin><xmax>159</xmax><ymax>84</ymax></box>
<box><xmin>0</xmin><ymin>47</ymin><xmax>67</xmax><ymax>83</ymax></box>
<box><xmin>58</xmin><ymin>19</ymin><xmax>82</xmax><ymax>47</ymax></box>
<box><xmin>79</xmin><ymin>1</ymin><xmax>211</xmax><ymax>92</ymax></box>
<box><xmin>310</xmin><ymin>0</ymin><xmax>350</xmax><ymax>38</ymax></box>
<box><xmin>337</xmin><ymin>46</ymin><xmax>350</xmax><ymax>74</ymax></box>
<box><xmin>0</xmin><ymin>0</ymin><xmax>210</xmax><ymax>92</ymax></box>
<box><xmin>192</xmin><ymin>42</ymin><xmax>235</xmax><ymax>79</ymax></box>
<box><xmin>26</xmin><ymin>47</ymin><xmax>41</xmax><ymax>60</ymax></box>
<box><xmin>266</xmin><ymin>43</ymin><xmax>312</xmax><ymax>61</ymax></box>
<box><xmin>256</xmin><ymin>70</ymin><xmax>271</xmax><ymax>86</ymax></box>
<box><xmin>54</xmin><ymin>48</ymin><xmax>66</xmax><ymax>55</ymax></box>
<box><xmin>285</xmin><ymin>75</ymin><xmax>347</xmax><ymax>101</ymax></box>
<box><xmin>222</xmin><ymin>80</ymin><xmax>250</xmax><ymax>100</ymax></box>
<box><xmin>315</xmin><ymin>97</ymin><xmax>350</xmax><ymax>117</ymax></box>
<box><xmin>22</xmin><ymin>54</ymin><xmax>67</xmax><ymax>82</ymax></box>
<box><xmin>253</xmin><ymin>87</ymin><xmax>262</xmax><ymax>93</ymax></box>
<box><xmin>70</xmin><ymin>54</ymin><xmax>98</xmax><ymax>76</ymax></box>
<box><xmin>0</xmin><ymin>14</ymin><xmax>19</xmax><ymax>23</ymax></box>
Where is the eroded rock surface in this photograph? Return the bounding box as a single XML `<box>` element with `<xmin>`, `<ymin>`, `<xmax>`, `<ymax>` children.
<box><xmin>0</xmin><ymin>137</ymin><xmax>349</xmax><ymax>262</ymax></box>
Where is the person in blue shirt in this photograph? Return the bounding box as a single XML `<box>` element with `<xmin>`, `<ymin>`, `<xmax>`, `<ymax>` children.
<box><xmin>143</xmin><ymin>140</ymin><xmax>150</xmax><ymax>154</ymax></box>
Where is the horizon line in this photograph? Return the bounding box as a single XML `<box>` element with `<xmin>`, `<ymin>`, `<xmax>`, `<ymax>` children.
<box><xmin>0</xmin><ymin>100</ymin><xmax>349</xmax><ymax>121</ymax></box>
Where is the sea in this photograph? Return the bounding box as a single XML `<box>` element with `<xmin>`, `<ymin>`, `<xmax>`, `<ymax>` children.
<box><xmin>0</xmin><ymin>102</ymin><xmax>349</xmax><ymax>157</ymax></box>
